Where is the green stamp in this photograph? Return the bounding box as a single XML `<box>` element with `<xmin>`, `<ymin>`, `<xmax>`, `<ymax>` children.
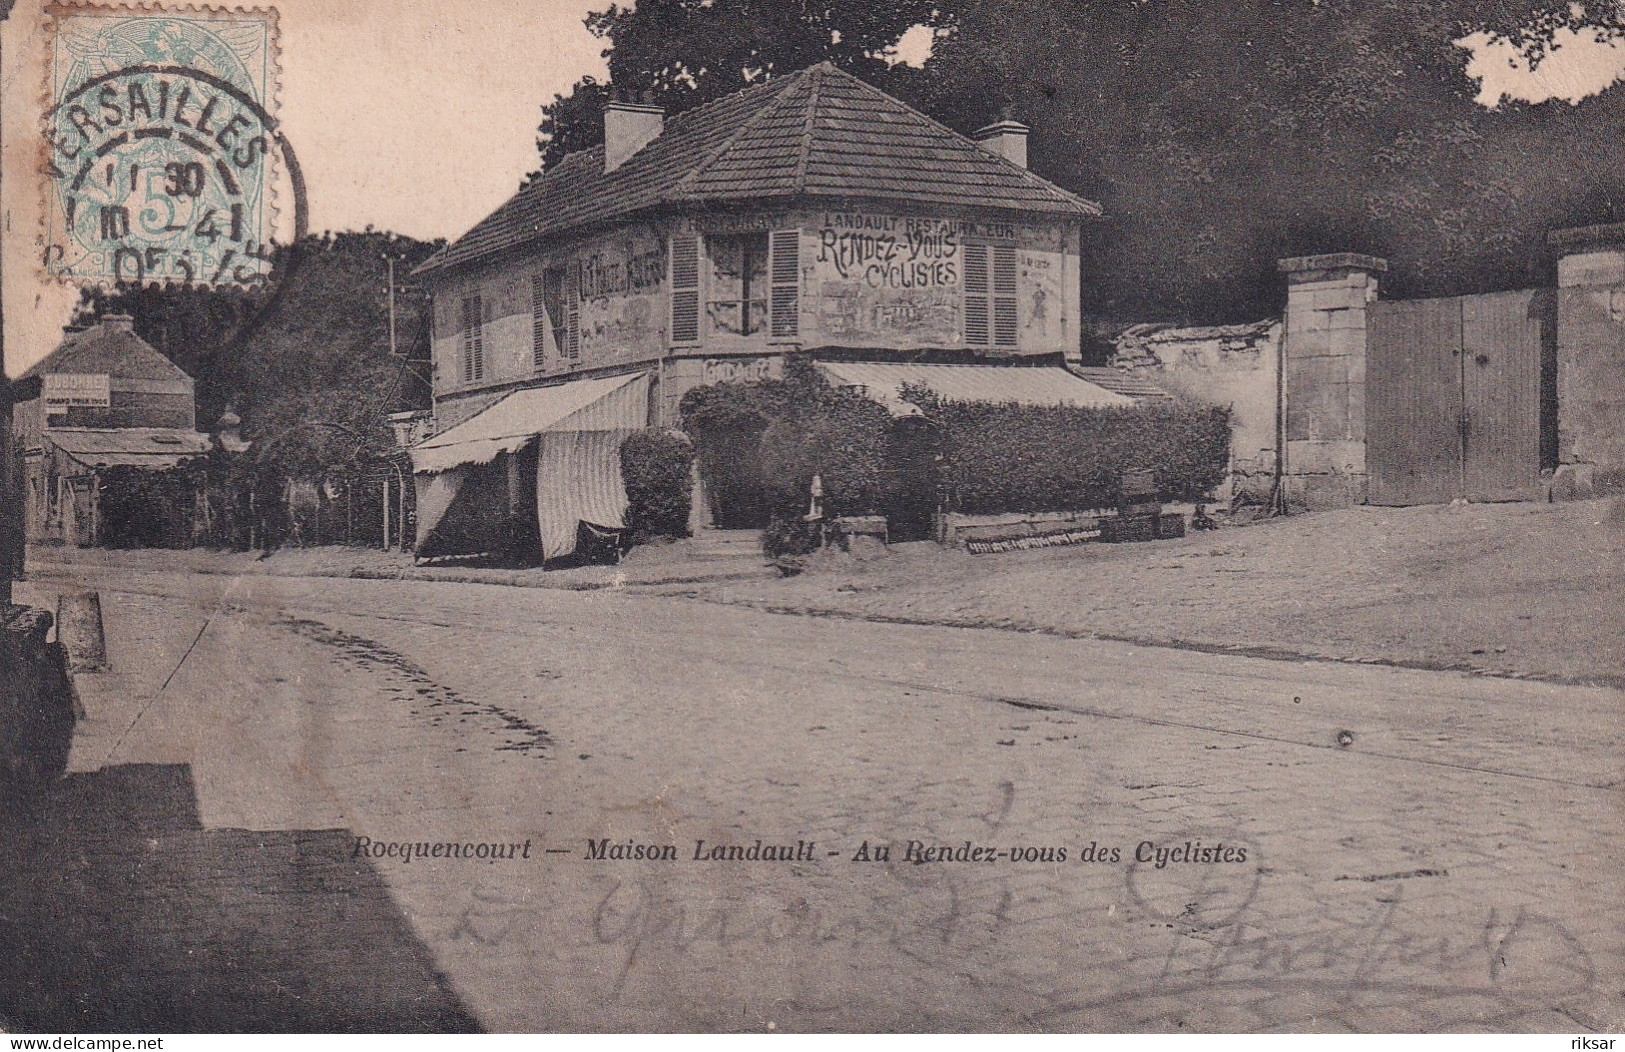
<box><xmin>42</xmin><ymin>3</ymin><xmax>281</xmax><ymax>287</ymax></box>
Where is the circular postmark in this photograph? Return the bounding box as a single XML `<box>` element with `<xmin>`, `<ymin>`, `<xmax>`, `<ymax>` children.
<box><xmin>41</xmin><ymin>7</ymin><xmax>304</xmax><ymax>288</ymax></box>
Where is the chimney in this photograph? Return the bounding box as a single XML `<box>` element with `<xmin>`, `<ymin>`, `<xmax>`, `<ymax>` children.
<box><xmin>101</xmin><ymin>314</ymin><xmax>136</xmax><ymax>332</ymax></box>
<box><xmin>603</xmin><ymin>92</ymin><xmax>664</xmax><ymax>173</ymax></box>
<box><xmin>972</xmin><ymin>117</ymin><xmax>1029</xmax><ymax>169</ymax></box>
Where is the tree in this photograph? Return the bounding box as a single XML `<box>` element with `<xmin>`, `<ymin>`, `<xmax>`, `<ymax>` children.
<box><xmin>918</xmin><ymin>0</ymin><xmax>1625</xmax><ymax>318</ymax></box>
<box><xmin>537</xmin><ymin>0</ymin><xmax>1625</xmax><ymax>320</ymax></box>
<box><xmin>74</xmin><ymin>231</ymin><xmax>444</xmax><ymax>479</ymax></box>
<box><xmin>536</xmin><ymin>0</ymin><xmax>947</xmax><ymax>170</ymax></box>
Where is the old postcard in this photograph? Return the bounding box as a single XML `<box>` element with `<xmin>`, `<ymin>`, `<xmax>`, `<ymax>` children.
<box><xmin>1</xmin><ymin>0</ymin><xmax>1621</xmax><ymax>1037</ymax></box>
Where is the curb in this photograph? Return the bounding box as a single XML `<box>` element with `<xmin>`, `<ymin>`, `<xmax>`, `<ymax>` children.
<box><xmin>672</xmin><ymin>596</ymin><xmax>1625</xmax><ymax>692</ymax></box>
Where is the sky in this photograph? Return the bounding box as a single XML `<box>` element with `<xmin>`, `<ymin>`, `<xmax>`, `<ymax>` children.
<box><xmin>4</xmin><ymin>2</ymin><xmax>1624</xmax><ymax>375</ymax></box>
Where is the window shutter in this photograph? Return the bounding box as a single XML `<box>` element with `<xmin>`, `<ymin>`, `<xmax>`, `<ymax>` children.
<box><xmin>531</xmin><ymin>274</ymin><xmax>548</xmax><ymax>369</ymax></box>
<box><xmin>992</xmin><ymin>245</ymin><xmax>1019</xmax><ymax>347</ymax></box>
<box><xmin>768</xmin><ymin>229</ymin><xmax>799</xmax><ymax>340</ymax></box>
<box><xmin>460</xmin><ymin>293</ymin><xmax>484</xmax><ymax>382</ymax></box>
<box><xmin>963</xmin><ymin>243</ymin><xmax>989</xmax><ymax>347</ymax></box>
<box><xmin>565</xmin><ymin>266</ymin><xmax>581</xmax><ymax>361</ymax></box>
<box><xmin>669</xmin><ymin>234</ymin><xmax>700</xmax><ymax>344</ymax></box>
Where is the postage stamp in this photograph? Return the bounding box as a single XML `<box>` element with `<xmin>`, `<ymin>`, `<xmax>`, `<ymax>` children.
<box><xmin>39</xmin><ymin>3</ymin><xmax>281</xmax><ymax>288</ymax></box>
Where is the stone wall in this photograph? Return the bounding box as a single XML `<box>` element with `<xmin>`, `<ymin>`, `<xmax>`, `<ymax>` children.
<box><xmin>1110</xmin><ymin>320</ymin><xmax>1281</xmax><ymax>501</ymax></box>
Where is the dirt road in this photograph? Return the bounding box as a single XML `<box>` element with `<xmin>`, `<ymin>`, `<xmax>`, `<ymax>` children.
<box><xmin>6</xmin><ymin>564</ymin><xmax>1621</xmax><ymax>1032</ymax></box>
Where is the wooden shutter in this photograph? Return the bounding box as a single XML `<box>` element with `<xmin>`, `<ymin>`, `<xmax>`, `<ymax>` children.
<box><xmin>531</xmin><ymin>274</ymin><xmax>548</xmax><ymax>369</ymax></box>
<box><xmin>963</xmin><ymin>243</ymin><xmax>989</xmax><ymax>347</ymax></box>
<box><xmin>992</xmin><ymin>245</ymin><xmax>1019</xmax><ymax>347</ymax></box>
<box><xmin>769</xmin><ymin>229</ymin><xmax>799</xmax><ymax>340</ymax></box>
<box><xmin>670</xmin><ymin>234</ymin><xmax>700</xmax><ymax>344</ymax></box>
<box><xmin>460</xmin><ymin>293</ymin><xmax>484</xmax><ymax>382</ymax></box>
<box><xmin>565</xmin><ymin>266</ymin><xmax>581</xmax><ymax>361</ymax></box>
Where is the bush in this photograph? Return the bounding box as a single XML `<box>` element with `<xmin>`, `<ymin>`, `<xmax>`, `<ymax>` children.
<box><xmin>680</xmin><ymin>360</ymin><xmax>891</xmax><ymax>525</ymax></box>
<box><xmin>903</xmin><ymin>385</ymin><xmax>1232</xmax><ymax>513</ymax></box>
<box><xmin>761</xmin><ymin>515</ymin><xmax>821</xmax><ymax>560</ymax></box>
<box><xmin>619</xmin><ymin>429</ymin><xmax>695</xmax><ymax>540</ymax></box>
<box><xmin>757</xmin><ymin>384</ymin><xmax>891</xmax><ymax>519</ymax></box>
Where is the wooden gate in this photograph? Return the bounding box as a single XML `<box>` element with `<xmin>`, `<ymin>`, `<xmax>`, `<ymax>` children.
<box><xmin>1366</xmin><ymin>289</ymin><xmax>1547</xmax><ymax>506</ymax></box>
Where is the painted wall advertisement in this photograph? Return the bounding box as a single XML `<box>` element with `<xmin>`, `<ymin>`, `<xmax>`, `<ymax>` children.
<box><xmin>805</xmin><ymin>212</ymin><xmax>1067</xmax><ymax>350</ymax></box>
<box><xmin>809</xmin><ymin>212</ymin><xmax>961</xmax><ymax>348</ymax></box>
<box><xmin>577</xmin><ymin>234</ymin><xmax>667</xmax><ymax>365</ymax></box>
<box><xmin>43</xmin><ymin>373</ymin><xmax>112</xmax><ymax>410</ymax></box>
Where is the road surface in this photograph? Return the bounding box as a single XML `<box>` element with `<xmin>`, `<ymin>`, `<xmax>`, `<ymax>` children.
<box><xmin>6</xmin><ymin>563</ymin><xmax>1621</xmax><ymax>1032</ymax></box>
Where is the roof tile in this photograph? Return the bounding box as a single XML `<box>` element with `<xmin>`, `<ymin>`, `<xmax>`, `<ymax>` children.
<box><xmin>423</xmin><ymin>64</ymin><xmax>1099</xmax><ymax>276</ymax></box>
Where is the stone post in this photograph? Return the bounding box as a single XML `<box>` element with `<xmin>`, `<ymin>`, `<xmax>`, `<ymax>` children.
<box><xmin>1548</xmin><ymin>222</ymin><xmax>1625</xmax><ymax>498</ymax></box>
<box><xmin>1276</xmin><ymin>252</ymin><xmax>1387</xmax><ymax>511</ymax></box>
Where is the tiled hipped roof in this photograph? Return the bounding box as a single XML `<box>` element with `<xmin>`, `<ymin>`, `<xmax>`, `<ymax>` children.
<box><xmin>422</xmin><ymin>63</ymin><xmax>1100</xmax><ymax>275</ymax></box>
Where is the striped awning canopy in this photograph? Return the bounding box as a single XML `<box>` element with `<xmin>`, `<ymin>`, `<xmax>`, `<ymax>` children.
<box><xmin>817</xmin><ymin>362</ymin><xmax>1135</xmax><ymax>417</ymax></box>
<box><xmin>411</xmin><ymin>372</ymin><xmax>649</xmax><ymax>474</ymax></box>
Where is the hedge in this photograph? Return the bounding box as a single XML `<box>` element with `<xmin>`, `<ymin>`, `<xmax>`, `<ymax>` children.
<box><xmin>680</xmin><ymin>360</ymin><xmax>891</xmax><ymax>524</ymax></box>
<box><xmin>903</xmin><ymin>385</ymin><xmax>1232</xmax><ymax>513</ymax></box>
<box><xmin>619</xmin><ymin>429</ymin><xmax>695</xmax><ymax>541</ymax></box>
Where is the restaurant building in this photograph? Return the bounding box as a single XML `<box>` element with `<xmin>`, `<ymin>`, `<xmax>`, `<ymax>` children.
<box><xmin>411</xmin><ymin>62</ymin><xmax>1131</xmax><ymax>559</ymax></box>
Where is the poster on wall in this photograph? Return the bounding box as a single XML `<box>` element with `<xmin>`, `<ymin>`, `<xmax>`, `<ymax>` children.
<box><xmin>810</xmin><ymin>212</ymin><xmax>964</xmax><ymax>347</ymax></box>
<box><xmin>577</xmin><ymin>236</ymin><xmax>667</xmax><ymax>363</ymax></box>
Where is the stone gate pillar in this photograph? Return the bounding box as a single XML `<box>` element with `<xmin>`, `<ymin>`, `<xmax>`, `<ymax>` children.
<box><xmin>1548</xmin><ymin>223</ymin><xmax>1625</xmax><ymax>498</ymax></box>
<box><xmin>1276</xmin><ymin>252</ymin><xmax>1387</xmax><ymax>511</ymax></box>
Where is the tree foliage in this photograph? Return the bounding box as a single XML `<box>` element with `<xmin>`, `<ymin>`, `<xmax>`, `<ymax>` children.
<box><xmin>76</xmin><ymin>231</ymin><xmax>444</xmax><ymax>481</ymax></box>
<box><xmin>538</xmin><ymin>0</ymin><xmax>1625</xmax><ymax>319</ymax></box>
<box><xmin>536</xmin><ymin>0</ymin><xmax>946</xmax><ymax>170</ymax></box>
<box><xmin>918</xmin><ymin>0</ymin><xmax>1625</xmax><ymax>318</ymax></box>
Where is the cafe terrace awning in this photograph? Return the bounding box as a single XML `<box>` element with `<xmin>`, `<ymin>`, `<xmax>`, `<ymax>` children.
<box><xmin>45</xmin><ymin>428</ymin><xmax>212</xmax><ymax>471</ymax></box>
<box><xmin>410</xmin><ymin>372</ymin><xmax>649</xmax><ymax>475</ymax></box>
<box><xmin>816</xmin><ymin>362</ymin><xmax>1136</xmax><ymax>418</ymax></box>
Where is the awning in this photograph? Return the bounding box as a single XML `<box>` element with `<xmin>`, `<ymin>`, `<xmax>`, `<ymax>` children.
<box><xmin>411</xmin><ymin>372</ymin><xmax>649</xmax><ymax>474</ymax></box>
<box><xmin>817</xmin><ymin>362</ymin><xmax>1136</xmax><ymax>417</ymax></box>
<box><xmin>46</xmin><ymin>428</ymin><xmax>211</xmax><ymax>470</ymax></box>
<box><xmin>536</xmin><ymin>430</ymin><xmax>633</xmax><ymax>559</ymax></box>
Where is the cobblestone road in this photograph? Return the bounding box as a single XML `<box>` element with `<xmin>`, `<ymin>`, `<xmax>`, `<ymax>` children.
<box><xmin>12</xmin><ymin>566</ymin><xmax>1622</xmax><ymax>1032</ymax></box>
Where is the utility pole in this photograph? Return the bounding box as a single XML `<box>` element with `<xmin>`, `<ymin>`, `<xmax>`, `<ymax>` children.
<box><xmin>385</xmin><ymin>253</ymin><xmax>398</xmax><ymax>357</ymax></box>
<box><xmin>380</xmin><ymin>248</ymin><xmax>407</xmax><ymax>550</ymax></box>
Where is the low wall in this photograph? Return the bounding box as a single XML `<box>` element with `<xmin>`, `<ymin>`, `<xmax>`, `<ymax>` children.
<box><xmin>0</xmin><ymin>606</ymin><xmax>78</xmax><ymax>806</ymax></box>
<box><xmin>937</xmin><ymin>509</ymin><xmax>1106</xmax><ymax>548</ymax></box>
<box><xmin>1109</xmin><ymin>320</ymin><xmax>1281</xmax><ymax>501</ymax></box>
<box><xmin>937</xmin><ymin>505</ymin><xmax>1198</xmax><ymax>549</ymax></box>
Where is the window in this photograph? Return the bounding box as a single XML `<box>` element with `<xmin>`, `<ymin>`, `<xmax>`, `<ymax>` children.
<box><xmin>963</xmin><ymin>242</ymin><xmax>1019</xmax><ymax>349</ymax></box>
<box><xmin>459</xmin><ymin>293</ymin><xmax>484</xmax><ymax>382</ymax></box>
<box><xmin>533</xmin><ymin>267</ymin><xmax>579</xmax><ymax>368</ymax></box>
<box><xmin>705</xmin><ymin>232</ymin><xmax>768</xmax><ymax>337</ymax></box>
<box><xmin>769</xmin><ymin>229</ymin><xmax>799</xmax><ymax>340</ymax></box>
<box><xmin>670</xmin><ymin>234</ymin><xmax>700</xmax><ymax>344</ymax></box>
